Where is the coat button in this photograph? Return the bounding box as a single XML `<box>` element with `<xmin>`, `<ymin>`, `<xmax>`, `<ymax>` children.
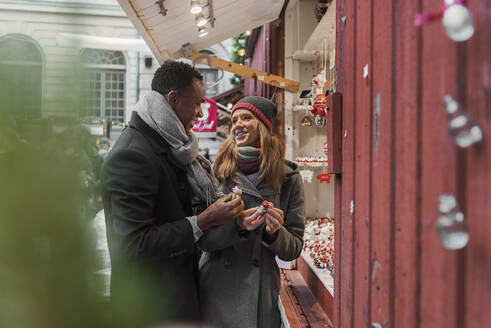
<box><xmin>224</xmin><ymin>259</ymin><xmax>232</xmax><ymax>268</ymax></box>
<box><xmin>252</xmin><ymin>258</ymin><xmax>260</xmax><ymax>267</ymax></box>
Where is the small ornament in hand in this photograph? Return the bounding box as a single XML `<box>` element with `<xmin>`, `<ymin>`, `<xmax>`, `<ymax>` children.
<box><xmin>259</xmin><ymin>201</ymin><xmax>272</xmax><ymax>212</ymax></box>
<box><xmin>262</xmin><ymin>203</ymin><xmax>285</xmax><ymax>237</ymax></box>
<box><xmin>231</xmin><ymin>185</ymin><xmax>243</xmax><ymax>200</ymax></box>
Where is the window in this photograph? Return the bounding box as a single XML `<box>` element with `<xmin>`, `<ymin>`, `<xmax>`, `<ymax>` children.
<box><xmin>0</xmin><ymin>34</ymin><xmax>43</xmax><ymax>119</ymax></box>
<box><xmin>80</xmin><ymin>49</ymin><xmax>126</xmax><ymax>123</ymax></box>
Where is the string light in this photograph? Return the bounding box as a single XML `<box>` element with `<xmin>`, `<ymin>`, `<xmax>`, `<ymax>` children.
<box><xmin>437</xmin><ymin>194</ymin><xmax>469</xmax><ymax>250</ymax></box>
<box><xmin>196</xmin><ymin>12</ymin><xmax>208</xmax><ymax>27</ymax></box>
<box><xmin>190</xmin><ymin>0</ymin><xmax>202</xmax><ymax>14</ymax></box>
<box><xmin>443</xmin><ymin>95</ymin><xmax>483</xmax><ymax>148</ymax></box>
<box><xmin>198</xmin><ymin>27</ymin><xmax>208</xmax><ymax>38</ymax></box>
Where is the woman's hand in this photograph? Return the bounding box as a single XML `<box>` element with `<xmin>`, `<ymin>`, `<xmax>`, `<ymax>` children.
<box><xmin>236</xmin><ymin>207</ymin><xmax>266</xmax><ymax>231</ymax></box>
<box><xmin>264</xmin><ymin>207</ymin><xmax>284</xmax><ymax>237</ymax></box>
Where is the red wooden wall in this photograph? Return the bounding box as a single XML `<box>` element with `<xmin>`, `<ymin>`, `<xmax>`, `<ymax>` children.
<box><xmin>334</xmin><ymin>0</ymin><xmax>490</xmax><ymax>327</ymax></box>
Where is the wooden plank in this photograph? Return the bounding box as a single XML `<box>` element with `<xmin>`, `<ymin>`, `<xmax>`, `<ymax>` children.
<box><xmin>183</xmin><ymin>51</ymin><xmax>300</xmax><ymax>93</ymax></box>
<box><xmin>353</xmin><ymin>0</ymin><xmax>373</xmax><ymax>326</ymax></box>
<box><xmin>336</xmin><ymin>0</ymin><xmax>356</xmax><ymax>326</ymax></box>
<box><xmin>464</xmin><ymin>0</ymin><xmax>491</xmax><ymax>326</ymax></box>
<box><xmin>285</xmin><ymin>269</ymin><xmax>333</xmax><ymax>328</ymax></box>
<box><xmin>280</xmin><ymin>271</ymin><xmax>309</xmax><ymax>327</ymax></box>
<box><xmin>333</xmin><ymin>174</ymin><xmax>342</xmax><ymax>328</ymax></box>
<box><xmin>393</xmin><ymin>0</ymin><xmax>423</xmax><ymax>327</ymax></box>
<box><xmin>370</xmin><ymin>0</ymin><xmax>394</xmax><ymax>326</ymax></box>
<box><xmin>420</xmin><ymin>0</ymin><xmax>460</xmax><ymax>327</ymax></box>
<box><xmin>326</xmin><ymin>92</ymin><xmax>342</xmax><ymax>174</ymax></box>
<box><xmin>116</xmin><ymin>0</ymin><xmax>169</xmax><ymax>61</ymax></box>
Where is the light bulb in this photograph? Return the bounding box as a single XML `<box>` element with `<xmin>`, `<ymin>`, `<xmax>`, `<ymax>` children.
<box><xmin>442</xmin><ymin>3</ymin><xmax>474</xmax><ymax>41</ymax></box>
<box><xmin>443</xmin><ymin>95</ymin><xmax>483</xmax><ymax>148</ymax></box>
<box><xmin>245</xmin><ymin>30</ymin><xmax>251</xmax><ymax>36</ymax></box>
<box><xmin>436</xmin><ymin>194</ymin><xmax>469</xmax><ymax>250</ymax></box>
<box><xmin>196</xmin><ymin>13</ymin><xmax>207</xmax><ymax>27</ymax></box>
<box><xmin>198</xmin><ymin>28</ymin><xmax>208</xmax><ymax>38</ymax></box>
<box><xmin>190</xmin><ymin>0</ymin><xmax>202</xmax><ymax>14</ymax></box>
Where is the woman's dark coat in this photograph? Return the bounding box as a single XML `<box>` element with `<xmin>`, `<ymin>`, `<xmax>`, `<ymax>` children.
<box><xmin>199</xmin><ymin>161</ymin><xmax>305</xmax><ymax>328</ymax></box>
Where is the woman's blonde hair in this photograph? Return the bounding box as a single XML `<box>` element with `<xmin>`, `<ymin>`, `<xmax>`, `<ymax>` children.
<box><xmin>214</xmin><ymin>122</ymin><xmax>285</xmax><ymax>189</ymax></box>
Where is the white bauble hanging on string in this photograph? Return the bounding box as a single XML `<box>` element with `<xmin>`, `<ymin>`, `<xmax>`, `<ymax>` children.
<box><xmin>442</xmin><ymin>2</ymin><xmax>474</xmax><ymax>41</ymax></box>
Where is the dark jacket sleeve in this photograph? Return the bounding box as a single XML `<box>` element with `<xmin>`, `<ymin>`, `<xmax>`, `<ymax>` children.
<box><xmin>260</xmin><ymin>174</ymin><xmax>305</xmax><ymax>261</ymax></box>
<box><xmin>102</xmin><ymin>148</ymin><xmax>195</xmax><ymax>261</ymax></box>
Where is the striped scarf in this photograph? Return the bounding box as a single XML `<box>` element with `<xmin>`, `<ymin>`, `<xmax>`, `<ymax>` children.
<box><xmin>237</xmin><ymin>146</ymin><xmax>261</xmax><ymax>175</ymax></box>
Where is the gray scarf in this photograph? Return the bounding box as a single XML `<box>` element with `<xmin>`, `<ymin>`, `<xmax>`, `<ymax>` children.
<box><xmin>134</xmin><ymin>90</ymin><xmax>222</xmax><ymax>208</ymax></box>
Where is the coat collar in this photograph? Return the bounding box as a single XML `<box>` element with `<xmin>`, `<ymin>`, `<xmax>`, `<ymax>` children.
<box><xmin>234</xmin><ymin>171</ymin><xmax>263</xmax><ymax>199</ymax></box>
<box><xmin>129</xmin><ymin>111</ymin><xmax>169</xmax><ymax>155</ymax></box>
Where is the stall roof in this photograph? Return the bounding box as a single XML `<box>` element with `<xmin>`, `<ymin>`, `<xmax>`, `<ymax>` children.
<box><xmin>117</xmin><ymin>0</ymin><xmax>284</xmax><ymax>61</ymax></box>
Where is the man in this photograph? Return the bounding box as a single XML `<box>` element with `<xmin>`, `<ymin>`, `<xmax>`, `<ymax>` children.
<box><xmin>102</xmin><ymin>61</ymin><xmax>244</xmax><ymax>326</ymax></box>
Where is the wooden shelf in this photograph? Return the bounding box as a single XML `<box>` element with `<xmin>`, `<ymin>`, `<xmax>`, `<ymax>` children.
<box><xmin>297</xmin><ymin>253</ymin><xmax>334</xmax><ymax>319</ymax></box>
<box><xmin>301</xmin><ymin>252</ymin><xmax>334</xmax><ymax>296</ymax></box>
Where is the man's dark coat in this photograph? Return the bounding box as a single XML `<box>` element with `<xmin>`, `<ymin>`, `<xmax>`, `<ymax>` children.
<box><xmin>102</xmin><ymin>112</ymin><xmax>200</xmax><ymax>326</ymax></box>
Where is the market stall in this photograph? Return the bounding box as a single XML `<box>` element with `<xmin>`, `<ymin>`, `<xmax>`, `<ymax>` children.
<box><xmin>282</xmin><ymin>0</ymin><xmax>338</xmax><ymax>320</ymax></box>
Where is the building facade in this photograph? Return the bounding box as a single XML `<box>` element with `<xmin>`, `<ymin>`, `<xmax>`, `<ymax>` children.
<box><xmin>0</xmin><ymin>0</ymin><xmax>234</xmax><ymax>125</ymax></box>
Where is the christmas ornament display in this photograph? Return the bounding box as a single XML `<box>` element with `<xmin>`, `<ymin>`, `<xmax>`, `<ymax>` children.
<box><xmin>302</xmin><ymin>217</ymin><xmax>335</xmax><ymax>276</ymax></box>
<box><xmin>295</xmin><ymin>156</ymin><xmax>328</xmax><ymax>166</ymax></box>
<box><xmin>443</xmin><ymin>95</ymin><xmax>483</xmax><ymax>148</ymax></box>
<box><xmin>437</xmin><ymin>194</ymin><xmax>469</xmax><ymax>250</ymax></box>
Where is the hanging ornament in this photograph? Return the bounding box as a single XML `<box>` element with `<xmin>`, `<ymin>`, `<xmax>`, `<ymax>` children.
<box><xmin>315</xmin><ymin>115</ymin><xmax>326</xmax><ymax>127</ymax></box>
<box><xmin>443</xmin><ymin>95</ymin><xmax>483</xmax><ymax>148</ymax></box>
<box><xmin>316</xmin><ymin>173</ymin><xmax>331</xmax><ymax>184</ymax></box>
<box><xmin>301</xmin><ymin>114</ymin><xmax>313</xmax><ymax>127</ymax></box>
<box><xmin>442</xmin><ymin>0</ymin><xmax>474</xmax><ymax>41</ymax></box>
<box><xmin>436</xmin><ymin>193</ymin><xmax>469</xmax><ymax>250</ymax></box>
<box><xmin>323</xmin><ymin>141</ymin><xmax>329</xmax><ymax>155</ymax></box>
<box><xmin>313</xmin><ymin>94</ymin><xmax>328</xmax><ymax>118</ymax></box>
<box><xmin>414</xmin><ymin>0</ymin><xmax>474</xmax><ymax>42</ymax></box>
<box><xmin>299</xmin><ymin>169</ymin><xmax>314</xmax><ymax>183</ymax></box>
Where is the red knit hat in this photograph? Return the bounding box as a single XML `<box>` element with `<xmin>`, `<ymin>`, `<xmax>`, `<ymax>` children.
<box><xmin>231</xmin><ymin>96</ymin><xmax>278</xmax><ymax>133</ymax></box>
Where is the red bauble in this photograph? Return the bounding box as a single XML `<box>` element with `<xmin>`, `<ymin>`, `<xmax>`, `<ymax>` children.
<box><xmin>313</xmin><ymin>94</ymin><xmax>328</xmax><ymax>118</ymax></box>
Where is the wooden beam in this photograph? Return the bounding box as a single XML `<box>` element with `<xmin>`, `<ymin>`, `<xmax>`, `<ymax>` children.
<box><xmin>183</xmin><ymin>51</ymin><xmax>300</xmax><ymax>93</ymax></box>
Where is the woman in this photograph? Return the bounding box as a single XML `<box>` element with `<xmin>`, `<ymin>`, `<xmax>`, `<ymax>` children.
<box><xmin>198</xmin><ymin>96</ymin><xmax>305</xmax><ymax>328</ymax></box>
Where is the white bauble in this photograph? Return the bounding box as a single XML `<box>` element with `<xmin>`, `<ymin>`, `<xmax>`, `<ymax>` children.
<box><xmin>442</xmin><ymin>4</ymin><xmax>474</xmax><ymax>41</ymax></box>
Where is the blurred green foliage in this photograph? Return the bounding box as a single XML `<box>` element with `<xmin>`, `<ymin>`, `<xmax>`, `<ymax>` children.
<box><xmin>229</xmin><ymin>33</ymin><xmax>248</xmax><ymax>87</ymax></box>
<box><xmin>0</xmin><ymin>55</ymin><xmax>109</xmax><ymax>327</ymax></box>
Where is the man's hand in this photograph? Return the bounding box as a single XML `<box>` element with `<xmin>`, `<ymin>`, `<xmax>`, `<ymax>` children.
<box><xmin>197</xmin><ymin>193</ymin><xmax>244</xmax><ymax>231</ymax></box>
<box><xmin>236</xmin><ymin>207</ymin><xmax>266</xmax><ymax>231</ymax></box>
